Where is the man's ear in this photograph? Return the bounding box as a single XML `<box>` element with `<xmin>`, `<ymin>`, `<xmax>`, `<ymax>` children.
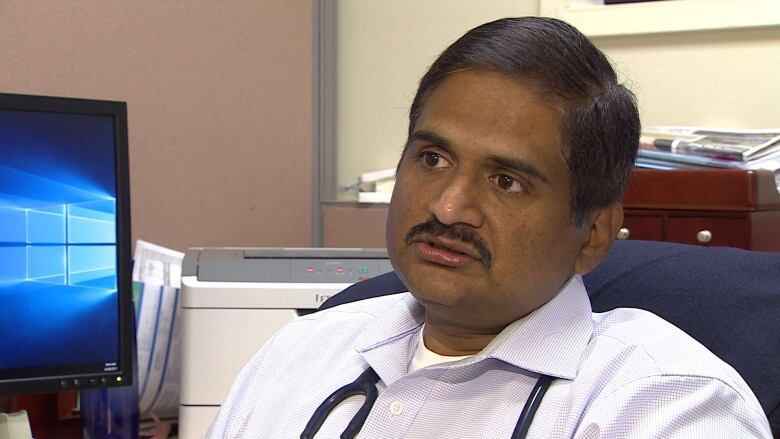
<box><xmin>574</xmin><ymin>204</ymin><xmax>623</xmax><ymax>275</ymax></box>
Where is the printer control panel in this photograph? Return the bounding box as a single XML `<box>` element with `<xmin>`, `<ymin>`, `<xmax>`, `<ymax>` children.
<box><xmin>293</xmin><ymin>258</ymin><xmax>391</xmax><ymax>282</ymax></box>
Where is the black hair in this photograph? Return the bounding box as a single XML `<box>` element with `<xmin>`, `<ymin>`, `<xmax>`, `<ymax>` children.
<box><xmin>406</xmin><ymin>17</ymin><xmax>640</xmax><ymax>227</ymax></box>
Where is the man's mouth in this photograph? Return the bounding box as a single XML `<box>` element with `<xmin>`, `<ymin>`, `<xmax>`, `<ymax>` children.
<box><xmin>411</xmin><ymin>237</ymin><xmax>482</xmax><ymax>268</ymax></box>
<box><xmin>428</xmin><ymin>237</ymin><xmax>480</xmax><ymax>258</ymax></box>
<box><xmin>403</xmin><ymin>219</ymin><xmax>493</xmax><ymax>269</ymax></box>
<box><xmin>428</xmin><ymin>240</ymin><xmax>458</xmax><ymax>251</ymax></box>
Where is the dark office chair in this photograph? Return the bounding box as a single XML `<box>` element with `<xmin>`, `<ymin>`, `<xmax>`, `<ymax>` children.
<box><xmin>320</xmin><ymin>240</ymin><xmax>780</xmax><ymax>436</ymax></box>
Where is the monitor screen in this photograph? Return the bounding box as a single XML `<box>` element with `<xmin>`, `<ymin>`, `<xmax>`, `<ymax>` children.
<box><xmin>0</xmin><ymin>93</ymin><xmax>133</xmax><ymax>394</ymax></box>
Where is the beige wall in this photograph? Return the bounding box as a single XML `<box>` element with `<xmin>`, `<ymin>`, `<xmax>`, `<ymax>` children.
<box><xmin>334</xmin><ymin>1</ymin><xmax>780</xmax><ymax>197</ymax></box>
<box><xmin>335</xmin><ymin>0</ymin><xmax>539</xmax><ymax>197</ymax></box>
<box><xmin>0</xmin><ymin>1</ymin><xmax>312</xmax><ymax>251</ymax></box>
<box><xmin>594</xmin><ymin>26</ymin><xmax>780</xmax><ymax>128</ymax></box>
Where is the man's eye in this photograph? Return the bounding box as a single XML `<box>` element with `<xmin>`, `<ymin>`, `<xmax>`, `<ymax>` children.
<box><xmin>420</xmin><ymin>151</ymin><xmax>448</xmax><ymax>169</ymax></box>
<box><xmin>490</xmin><ymin>174</ymin><xmax>525</xmax><ymax>193</ymax></box>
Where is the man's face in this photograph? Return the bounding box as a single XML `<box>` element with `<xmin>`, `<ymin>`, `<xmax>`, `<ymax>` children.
<box><xmin>387</xmin><ymin>69</ymin><xmax>591</xmax><ymax>332</ymax></box>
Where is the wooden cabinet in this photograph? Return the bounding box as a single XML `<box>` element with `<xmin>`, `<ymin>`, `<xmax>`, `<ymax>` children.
<box><xmin>620</xmin><ymin>213</ymin><xmax>664</xmax><ymax>241</ymax></box>
<box><xmin>621</xmin><ymin>169</ymin><xmax>780</xmax><ymax>251</ymax></box>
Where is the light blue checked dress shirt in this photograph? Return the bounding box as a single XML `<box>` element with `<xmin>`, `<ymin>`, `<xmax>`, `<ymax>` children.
<box><xmin>207</xmin><ymin>276</ymin><xmax>771</xmax><ymax>438</ymax></box>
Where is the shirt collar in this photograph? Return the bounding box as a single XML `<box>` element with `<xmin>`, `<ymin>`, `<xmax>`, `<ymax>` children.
<box><xmin>476</xmin><ymin>275</ymin><xmax>593</xmax><ymax>380</ymax></box>
<box><xmin>354</xmin><ymin>275</ymin><xmax>593</xmax><ymax>383</ymax></box>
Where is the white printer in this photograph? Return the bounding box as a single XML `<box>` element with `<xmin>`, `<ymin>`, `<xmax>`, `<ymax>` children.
<box><xmin>178</xmin><ymin>247</ymin><xmax>392</xmax><ymax>439</ymax></box>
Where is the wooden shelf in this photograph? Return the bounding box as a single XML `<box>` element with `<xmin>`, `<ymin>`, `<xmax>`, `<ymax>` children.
<box><xmin>623</xmin><ymin>169</ymin><xmax>780</xmax><ymax>211</ymax></box>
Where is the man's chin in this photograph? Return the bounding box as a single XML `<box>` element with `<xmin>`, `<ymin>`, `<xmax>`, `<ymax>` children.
<box><xmin>393</xmin><ymin>245</ymin><xmax>486</xmax><ymax>304</ymax></box>
<box><xmin>408</xmin><ymin>288</ymin><xmax>464</xmax><ymax>310</ymax></box>
<box><xmin>403</xmin><ymin>267</ymin><xmax>476</xmax><ymax>307</ymax></box>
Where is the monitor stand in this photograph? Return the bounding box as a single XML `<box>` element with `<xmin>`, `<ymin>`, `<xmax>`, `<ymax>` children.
<box><xmin>81</xmin><ymin>387</ymin><xmax>138</xmax><ymax>439</ymax></box>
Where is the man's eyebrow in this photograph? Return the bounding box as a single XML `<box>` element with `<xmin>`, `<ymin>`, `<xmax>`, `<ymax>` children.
<box><xmin>406</xmin><ymin>130</ymin><xmax>453</xmax><ymax>150</ymax></box>
<box><xmin>487</xmin><ymin>155</ymin><xmax>551</xmax><ymax>185</ymax></box>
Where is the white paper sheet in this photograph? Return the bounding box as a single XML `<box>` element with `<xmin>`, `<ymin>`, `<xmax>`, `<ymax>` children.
<box><xmin>132</xmin><ymin>240</ymin><xmax>184</xmax><ymax>288</ymax></box>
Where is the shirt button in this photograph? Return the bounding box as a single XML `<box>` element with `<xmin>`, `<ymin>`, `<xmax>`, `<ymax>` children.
<box><xmin>389</xmin><ymin>400</ymin><xmax>404</xmax><ymax>416</ymax></box>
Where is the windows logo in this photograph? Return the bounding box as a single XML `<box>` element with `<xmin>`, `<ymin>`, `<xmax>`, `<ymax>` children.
<box><xmin>0</xmin><ymin>196</ymin><xmax>117</xmax><ymax>290</ymax></box>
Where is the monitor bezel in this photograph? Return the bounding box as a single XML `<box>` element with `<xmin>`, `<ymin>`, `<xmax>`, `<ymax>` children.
<box><xmin>0</xmin><ymin>92</ymin><xmax>134</xmax><ymax>394</ymax></box>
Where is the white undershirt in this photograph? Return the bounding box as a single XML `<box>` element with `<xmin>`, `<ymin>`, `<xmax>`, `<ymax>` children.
<box><xmin>409</xmin><ymin>325</ymin><xmax>472</xmax><ymax>372</ymax></box>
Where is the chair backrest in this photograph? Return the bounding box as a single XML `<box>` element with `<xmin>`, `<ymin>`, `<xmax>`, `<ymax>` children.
<box><xmin>319</xmin><ymin>240</ymin><xmax>780</xmax><ymax>435</ymax></box>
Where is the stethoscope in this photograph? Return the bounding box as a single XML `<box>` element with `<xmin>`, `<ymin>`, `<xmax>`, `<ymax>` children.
<box><xmin>300</xmin><ymin>366</ymin><xmax>554</xmax><ymax>439</ymax></box>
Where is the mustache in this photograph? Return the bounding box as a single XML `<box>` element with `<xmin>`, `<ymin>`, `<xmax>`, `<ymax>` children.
<box><xmin>404</xmin><ymin>218</ymin><xmax>493</xmax><ymax>269</ymax></box>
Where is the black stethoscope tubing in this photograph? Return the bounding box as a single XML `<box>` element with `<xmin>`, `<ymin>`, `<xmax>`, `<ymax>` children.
<box><xmin>301</xmin><ymin>367</ymin><xmax>380</xmax><ymax>439</ymax></box>
<box><xmin>300</xmin><ymin>367</ymin><xmax>554</xmax><ymax>439</ymax></box>
<box><xmin>513</xmin><ymin>373</ymin><xmax>555</xmax><ymax>438</ymax></box>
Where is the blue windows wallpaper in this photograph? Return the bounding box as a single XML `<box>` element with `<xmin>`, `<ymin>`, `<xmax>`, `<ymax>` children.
<box><xmin>0</xmin><ymin>108</ymin><xmax>120</xmax><ymax>376</ymax></box>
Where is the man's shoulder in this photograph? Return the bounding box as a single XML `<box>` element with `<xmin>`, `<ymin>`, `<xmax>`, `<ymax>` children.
<box><xmin>243</xmin><ymin>292</ymin><xmax>415</xmax><ymax>374</ymax></box>
<box><xmin>588</xmin><ymin>307</ymin><xmax>751</xmax><ymax>392</ymax></box>
<box><xmin>567</xmin><ymin>308</ymin><xmax>771</xmax><ymax>437</ymax></box>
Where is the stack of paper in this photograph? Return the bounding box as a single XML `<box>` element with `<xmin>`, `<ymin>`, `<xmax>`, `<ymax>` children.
<box><xmin>636</xmin><ymin>126</ymin><xmax>780</xmax><ymax>190</ymax></box>
<box><xmin>132</xmin><ymin>240</ymin><xmax>185</xmax><ymax>420</ymax></box>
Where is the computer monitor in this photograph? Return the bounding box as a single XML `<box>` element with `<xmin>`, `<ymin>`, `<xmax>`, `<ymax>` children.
<box><xmin>0</xmin><ymin>92</ymin><xmax>133</xmax><ymax>394</ymax></box>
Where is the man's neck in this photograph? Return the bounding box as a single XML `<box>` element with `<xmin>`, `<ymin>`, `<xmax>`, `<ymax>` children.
<box><xmin>421</xmin><ymin>313</ymin><xmax>505</xmax><ymax>356</ymax></box>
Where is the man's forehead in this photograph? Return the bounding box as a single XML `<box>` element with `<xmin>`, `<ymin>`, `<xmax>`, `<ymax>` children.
<box><xmin>412</xmin><ymin>71</ymin><xmax>563</xmax><ymax>152</ymax></box>
<box><xmin>424</xmin><ymin>69</ymin><xmax>554</xmax><ymax>111</ymax></box>
<box><xmin>416</xmin><ymin>70</ymin><xmax>559</xmax><ymax>126</ymax></box>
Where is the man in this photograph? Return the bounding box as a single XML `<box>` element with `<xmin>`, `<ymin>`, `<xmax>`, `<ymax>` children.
<box><xmin>209</xmin><ymin>17</ymin><xmax>771</xmax><ymax>438</ymax></box>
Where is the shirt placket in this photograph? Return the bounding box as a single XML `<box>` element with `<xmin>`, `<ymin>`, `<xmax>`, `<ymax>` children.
<box><xmin>359</xmin><ymin>371</ymin><xmax>439</xmax><ymax>438</ymax></box>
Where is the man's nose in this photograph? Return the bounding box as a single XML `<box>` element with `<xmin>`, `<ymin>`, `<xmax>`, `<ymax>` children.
<box><xmin>428</xmin><ymin>174</ymin><xmax>485</xmax><ymax>228</ymax></box>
